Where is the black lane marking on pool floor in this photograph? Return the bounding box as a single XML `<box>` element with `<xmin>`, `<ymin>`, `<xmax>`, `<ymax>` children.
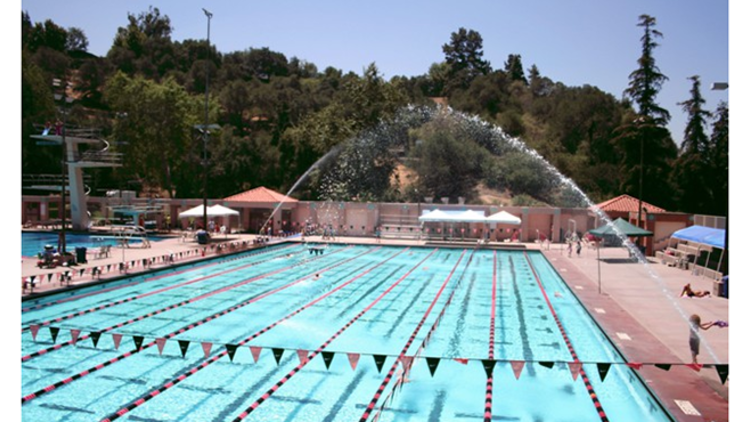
<box><xmin>97</xmin><ymin>247</ymin><xmax>414</xmax><ymax>422</ymax></box>
<box><xmin>21</xmin><ymin>246</ymin><xmax>377</xmax><ymax>404</ymax></box>
<box><xmin>360</xmin><ymin>249</ymin><xmax>470</xmax><ymax>422</ymax></box>
<box><xmin>524</xmin><ymin>252</ymin><xmax>609</xmax><ymax>422</ymax></box>
<box><xmin>21</xmin><ymin>243</ymin><xmax>298</xmax><ymax>314</ymax></box>
<box><xmin>22</xmin><ymin>244</ymin><xmax>300</xmax><ymax>330</ymax></box>
<box><xmin>483</xmin><ymin>250</ymin><xmax>498</xmax><ymax>422</ymax></box>
<box><xmin>229</xmin><ymin>248</ymin><xmax>438</xmax><ymax>421</ymax></box>
<box><xmin>21</xmin><ymin>246</ymin><xmax>353</xmax><ymax>362</ymax></box>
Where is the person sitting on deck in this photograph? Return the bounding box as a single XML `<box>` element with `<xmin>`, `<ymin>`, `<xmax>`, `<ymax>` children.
<box><xmin>680</xmin><ymin>283</ymin><xmax>711</xmax><ymax>298</ymax></box>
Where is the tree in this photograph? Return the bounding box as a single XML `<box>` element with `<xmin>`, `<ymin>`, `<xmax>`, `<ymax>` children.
<box><xmin>108</xmin><ymin>7</ymin><xmax>176</xmax><ymax>79</ymax></box>
<box><xmin>706</xmin><ymin>102</ymin><xmax>728</xmax><ymax>217</ymax></box>
<box><xmin>104</xmin><ymin>72</ymin><xmax>215</xmax><ymax>198</ymax></box>
<box><xmin>65</xmin><ymin>27</ymin><xmax>88</xmax><ymax>52</ymax></box>
<box><xmin>623</xmin><ymin>14</ymin><xmax>670</xmax><ymax>126</ymax></box>
<box><xmin>442</xmin><ymin>28</ymin><xmax>491</xmax><ymax>92</ymax></box>
<box><xmin>504</xmin><ymin>54</ymin><xmax>527</xmax><ymax>85</ymax></box>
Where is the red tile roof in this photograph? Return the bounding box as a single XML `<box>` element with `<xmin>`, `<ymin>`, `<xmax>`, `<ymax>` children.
<box><xmin>224</xmin><ymin>187</ymin><xmax>298</xmax><ymax>203</ymax></box>
<box><xmin>593</xmin><ymin>194</ymin><xmax>666</xmax><ymax>213</ymax></box>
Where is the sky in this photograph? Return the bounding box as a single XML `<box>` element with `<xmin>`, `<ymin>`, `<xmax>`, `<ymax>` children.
<box><xmin>18</xmin><ymin>0</ymin><xmax>732</xmax><ymax>144</ymax></box>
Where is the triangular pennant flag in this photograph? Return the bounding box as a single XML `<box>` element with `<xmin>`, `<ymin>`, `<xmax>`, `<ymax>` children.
<box><xmin>686</xmin><ymin>363</ymin><xmax>703</xmax><ymax>372</ymax></box>
<box><xmin>107</xmin><ymin>264</ymin><xmax>111</xmax><ymax>272</ymax></box>
<box><xmin>626</xmin><ymin>362</ymin><xmax>643</xmax><ymax>370</ymax></box>
<box><xmin>400</xmin><ymin>356</ymin><xmax>414</xmax><ymax>373</ymax></box>
<box><xmin>202</xmin><ymin>342</ymin><xmax>213</xmax><ymax>358</ymax></box>
<box><xmin>70</xmin><ymin>329</ymin><xmax>80</xmax><ymax>345</ymax></box>
<box><xmin>47</xmin><ymin>273</ymin><xmax>53</xmax><ymax>282</ymax></box>
<box><xmin>655</xmin><ymin>363</ymin><xmax>672</xmax><ymax>371</ymax></box>
<box><xmin>426</xmin><ymin>357</ymin><xmax>441</xmax><ymax>377</ymax></box>
<box><xmin>373</xmin><ymin>354</ymin><xmax>387</xmax><ymax>373</ymax></box>
<box><xmin>454</xmin><ymin>358</ymin><xmax>469</xmax><ymax>365</ymax></box>
<box><xmin>90</xmin><ymin>331</ymin><xmax>101</xmax><ymax>348</ymax></box>
<box><xmin>225</xmin><ymin>344</ymin><xmax>238</xmax><ymax>362</ymax></box>
<box><xmin>539</xmin><ymin>361</ymin><xmax>555</xmax><ymax>369</ymax></box>
<box><xmin>156</xmin><ymin>338</ymin><xmax>167</xmax><ymax>355</ymax></box>
<box><xmin>347</xmin><ymin>353</ymin><xmax>360</xmax><ymax>370</ymax></box>
<box><xmin>511</xmin><ymin>361</ymin><xmax>525</xmax><ymax>379</ymax></box>
<box><xmin>715</xmin><ymin>364</ymin><xmax>728</xmax><ymax>385</ymax></box>
<box><xmin>597</xmin><ymin>363</ymin><xmax>611</xmax><ymax>381</ymax></box>
<box><xmin>568</xmin><ymin>362</ymin><xmax>582</xmax><ymax>381</ymax></box>
<box><xmin>49</xmin><ymin>326</ymin><xmax>60</xmax><ymax>343</ymax></box>
<box><xmin>297</xmin><ymin>349</ymin><xmax>309</xmax><ymax>365</ymax></box>
<box><xmin>272</xmin><ymin>348</ymin><xmax>284</xmax><ymax>365</ymax></box>
<box><xmin>112</xmin><ymin>333</ymin><xmax>122</xmax><ymax>350</ymax></box>
<box><xmin>79</xmin><ymin>269</ymin><xmax>84</xmax><ymax>277</ymax></box>
<box><xmin>30</xmin><ymin>275</ymin><xmax>36</xmax><ymax>283</ymax></box>
<box><xmin>133</xmin><ymin>335</ymin><xmax>144</xmax><ymax>351</ymax></box>
<box><xmin>178</xmin><ymin>340</ymin><xmax>190</xmax><ymax>358</ymax></box>
<box><xmin>322</xmin><ymin>351</ymin><xmax>335</xmax><ymax>369</ymax></box>
<box><xmin>250</xmin><ymin>346</ymin><xmax>262</xmax><ymax>363</ymax></box>
<box><xmin>482</xmin><ymin>359</ymin><xmax>496</xmax><ymax>378</ymax></box>
<box><xmin>30</xmin><ymin>324</ymin><xmax>40</xmax><ymax>341</ymax></box>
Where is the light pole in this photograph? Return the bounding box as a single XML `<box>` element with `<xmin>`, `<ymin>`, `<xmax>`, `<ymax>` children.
<box><xmin>202</xmin><ymin>8</ymin><xmax>213</xmax><ymax>232</ymax></box>
<box><xmin>53</xmin><ymin>78</ymin><xmax>72</xmax><ymax>255</ymax></box>
<box><xmin>634</xmin><ymin>116</ymin><xmax>647</xmax><ymax>251</ymax></box>
<box><xmin>712</xmin><ymin>82</ymin><xmax>728</xmax><ymax>276</ymax></box>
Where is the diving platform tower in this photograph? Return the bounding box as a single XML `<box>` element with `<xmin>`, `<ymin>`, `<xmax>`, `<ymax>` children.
<box><xmin>31</xmin><ymin>129</ymin><xmax>123</xmax><ymax>230</ymax></box>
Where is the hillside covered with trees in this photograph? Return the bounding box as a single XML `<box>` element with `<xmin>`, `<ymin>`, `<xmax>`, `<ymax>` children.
<box><xmin>21</xmin><ymin>9</ymin><xmax>728</xmax><ymax>217</ymax></box>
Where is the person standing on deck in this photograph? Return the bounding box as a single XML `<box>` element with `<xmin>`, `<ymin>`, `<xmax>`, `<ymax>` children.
<box><xmin>689</xmin><ymin>314</ymin><xmax>713</xmax><ymax>364</ymax></box>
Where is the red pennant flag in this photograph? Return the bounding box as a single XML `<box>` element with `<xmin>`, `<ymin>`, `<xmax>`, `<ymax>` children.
<box><xmin>627</xmin><ymin>362</ymin><xmax>643</xmax><ymax>370</ymax></box>
<box><xmin>112</xmin><ymin>333</ymin><xmax>123</xmax><ymax>350</ymax></box>
<box><xmin>70</xmin><ymin>329</ymin><xmax>80</xmax><ymax>345</ymax></box>
<box><xmin>201</xmin><ymin>342</ymin><xmax>212</xmax><ymax>358</ymax></box>
<box><xmin>511</xmin><ymin>360</ymin><xmax>525</xmax><ymax>379</ymax></box>
<box><xmin>250</xmin><ymin>346</ymin><xmax>262</xmax><ymax>363</ymax></box>
<box><xmin>30</xmin><ymin>324</ymin><xmax>40</xmax><ymax>341</ymax></box>
<box><xmin>156</xmin><ymin>338</ymin><xmax>167</xmax><ymax>355</ymax></box>
<box><xmin>297</xmin><ymin>349</ymin><xmax>309</xmax><ymax>365</ymax></box>
<box><xmin>400</xmin><ymin>356</ymin><xmax>414</xmax><ymax>373</ymax></box>
<box><xmin>347</xmin><ymin>353</ymin><xmax>360</xmax><ymax>370</ymax></box>
<box><xmin>568</xmin><ymin>362</ymin><xmax>582</xmax><ymax>381</ymax></box>
<box><xmin>686</xmin><ymin>363</ymin><xmax>703</xmax><ymax>372</ymax></box>
<box><xmin>454</xmin><ymin>358</ymin><xmax>469</xmax><ymax>365</ymax></box>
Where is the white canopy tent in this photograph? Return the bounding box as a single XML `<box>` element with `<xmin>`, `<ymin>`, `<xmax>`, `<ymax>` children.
<box><xmin>178</xmin><ymin>204</ymin><xmax>240</xmax><ymax>219</ymax></box>
<box><xmin>485</xmin><ymin>211</ymin><xmax>522</xmax><ymax>225</ymax></box>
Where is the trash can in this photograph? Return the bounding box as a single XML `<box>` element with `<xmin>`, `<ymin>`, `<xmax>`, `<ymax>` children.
<box><xmin>196</xmin><ymin>231</ymin><xmax>209</xmax><ymax>245</ymax></box>
<box><xmin>75</xmin><ymin>247</ymin><xmax>87</xmax><ymax>264</ymax></box>
<box><xmin>721</xmin><ymin>276</ymin><xmax>729</xmax><ymax>298</ymax></box>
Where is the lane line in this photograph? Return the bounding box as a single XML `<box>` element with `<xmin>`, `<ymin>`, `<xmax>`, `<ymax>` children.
<box><xmin>524</xmin><ymin>252</ymin><xmax>609</xmax><ymax>422</ymax></box>
<box><xmin>21</xmin><ymin>246</ymin><xmax>376</xmax><ymax>403</ymax></box>
<box><xmin>98</xmin><ymin>247</ymin><xmax>418</xmax><ymax>422</ymax></box>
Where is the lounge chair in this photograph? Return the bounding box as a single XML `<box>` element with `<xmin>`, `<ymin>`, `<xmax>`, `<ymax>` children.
<box><xmin>94</xmin><ymin>244</ymin><xmax>111</xmax><ymax>259</ymax></box>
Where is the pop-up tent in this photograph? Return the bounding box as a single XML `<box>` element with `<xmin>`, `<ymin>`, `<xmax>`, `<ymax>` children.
<box><xmin>670</xmin><ymin>225</ymin><xmax>725</xmax><ymax>249</ymax></box>
<box><xmin>485</xmin><ymin>211</ymin><xmax>522</xmax><ymax>225</ymax></box>
<box><xmin>178</xmin><ymin>204</ymin><xmax>240</xmax><ymax>218</ymax></box>
<box><xmin>588</xmin><ymin>218</ymin><xmax>652</xmax><ymax>238</ymax></box>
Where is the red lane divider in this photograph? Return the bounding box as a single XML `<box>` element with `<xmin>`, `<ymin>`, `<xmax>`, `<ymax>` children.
<box><xmin>99</xmin><ymin>246</ymin><xmax>417</xmax><ymax>422</ymax></box>
<box><xmin>523</xmin><ymin>252</ymin><xmax>609</xmax><ymax>422</ymax></box>
<box><xmin>21</xmin><ymin>244</ymin><xmax>298</xmax><ymax>327</ymax></box>
<box><xmin>484</xmin><ymin>250</ymin><xmax>497</xmax><ymax>422</ymax></box>
<box><xmin>22</xmin><ymin>244</ymin><xmax>340</xmax><ymax>362</ymax></box>
<box><xmin>22</xmin><ymin>246</ymin><xmax>322</xmax><ymax>360</ymax></box>
<box><xmin>21</xmin><ymin>244</ymin><xmax>297</xmax><ymax>313</ymax></box>
<box><xmin>360</xmin><ymin>249</ymin><xmax>468</xmax><ymax>422</ymax></box>
<box><xmin>21</xmin><ymin>245</ymin><xmax>372</xmax><ymax>403</ymax></box>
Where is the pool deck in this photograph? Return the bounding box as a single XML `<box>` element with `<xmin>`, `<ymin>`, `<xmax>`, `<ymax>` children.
<box><xmin>20</xmin><ymin>233</ymin><xmax>729</xmax><ymax>422</ymax></box>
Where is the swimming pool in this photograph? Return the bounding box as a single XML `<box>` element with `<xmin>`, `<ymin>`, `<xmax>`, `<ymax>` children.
<box><xmin>21</xmin><ymin>231</ymin><xmax>164</xmax><ymax>258</ymax></box>
<box><xmin>21</xmin><ymin>243</ymin><xmax>674</xmax><ymax>421</ymax></box>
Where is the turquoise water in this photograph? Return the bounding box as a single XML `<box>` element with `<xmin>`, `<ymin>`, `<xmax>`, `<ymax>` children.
<box><xmin>22</xmin><ymin>232</ymin><xmax>164</xmax><ymax>258</ymax></box>
<box><xmin>21</xmin><ymin>243</ymin><xmax>673</xmax><ymax>421</ymax></box>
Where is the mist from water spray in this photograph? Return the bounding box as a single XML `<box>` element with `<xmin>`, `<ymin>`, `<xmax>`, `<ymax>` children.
<box><xmin>258</xmin><ymin>104</ymin><xmax>719</xmax><ymax>363</ymax></box>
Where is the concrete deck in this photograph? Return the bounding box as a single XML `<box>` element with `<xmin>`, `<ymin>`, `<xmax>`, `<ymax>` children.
<box><xmin>20</xmin><ymin>234</ymin><xmax>729</xmax><ymax>421</ymax></box>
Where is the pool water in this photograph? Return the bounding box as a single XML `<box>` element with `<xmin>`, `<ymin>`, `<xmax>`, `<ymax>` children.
<box><xmin>21</xmin><ymin>243</ymin><xmax>673</xmax><ymax>421</ymax></box>
<box><xmin>22</xmin><ymin>232</ymin><xmax>163</xmax><ymax>258</ymax></box>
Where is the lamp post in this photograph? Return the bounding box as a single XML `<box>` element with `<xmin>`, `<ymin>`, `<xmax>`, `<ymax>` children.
<box><xmin>202</xmin><ymin>8</ymin><xmax>213</xmax><ymax>232</ymax></box>
<box><xmin>53</xmin><ymin>78</ymin><xmax>72</xmax><ymax>255</ymax></box>
<box><xmin>712</xmin><ymin>82</ymin><xmax>728</xmax><ymax>276</ymax></box>
<box><xmin>634</xmin><ymin>116</ymin><xmax>647</xmax><ymax>251</ymax></box>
